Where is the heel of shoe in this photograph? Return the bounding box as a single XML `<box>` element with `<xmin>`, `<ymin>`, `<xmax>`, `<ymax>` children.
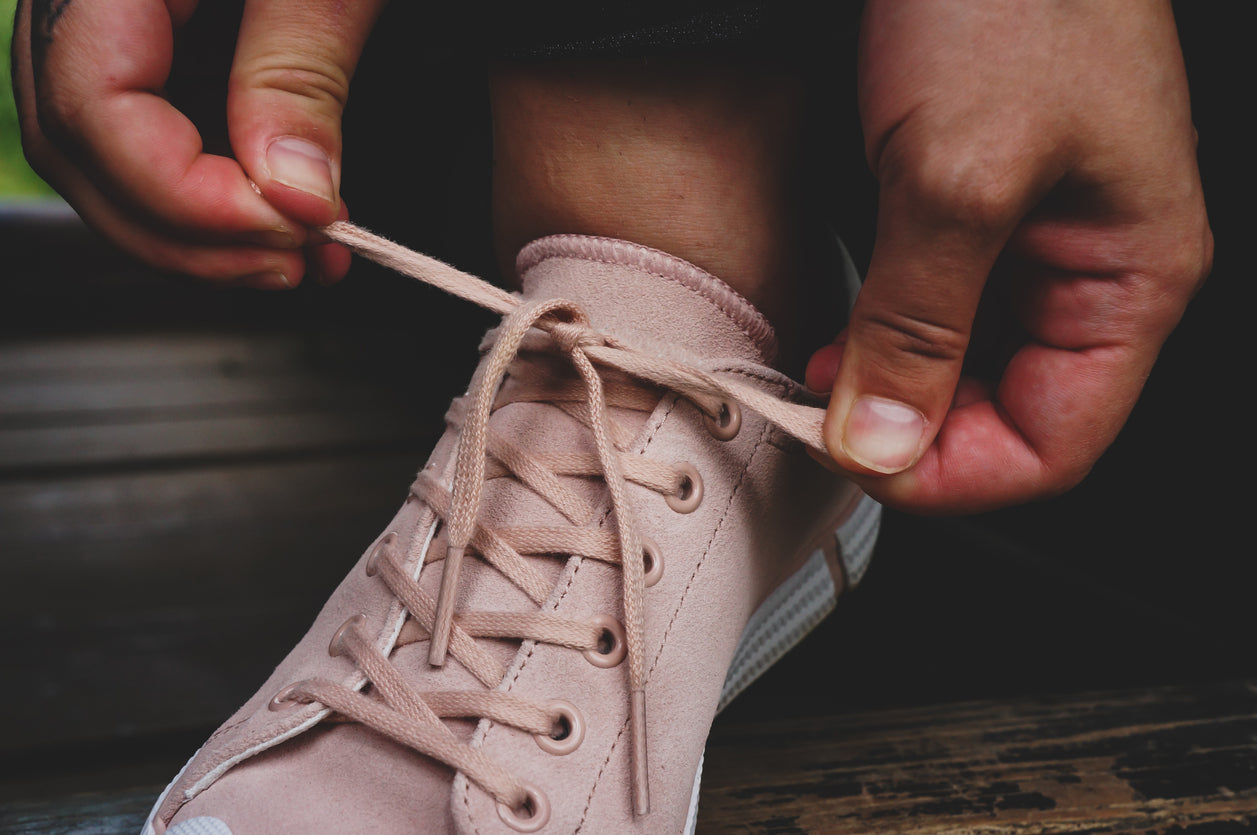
<box><xmin>716</xmin><ymin>492</ymin><xmax>882</xmax><ymax>714</ymax></box>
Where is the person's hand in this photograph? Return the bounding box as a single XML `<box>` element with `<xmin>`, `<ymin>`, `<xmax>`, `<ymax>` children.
<box><xmin>12</xmin><ymin>0</ymin><xmax>386</xmax><ymax>288</ymax></box>
<box><xmin>806</xmin><ymin>0</ymin><xmax>1212</xmax><ymax>514</ymax></box>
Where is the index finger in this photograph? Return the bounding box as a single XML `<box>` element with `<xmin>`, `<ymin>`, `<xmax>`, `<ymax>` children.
<box><xmin>27</xmin><ymin>0</ymin><xmax>302</xmax><ymax>244</ymax></box>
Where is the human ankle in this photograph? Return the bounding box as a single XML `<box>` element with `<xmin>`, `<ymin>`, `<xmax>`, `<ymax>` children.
<box><xmin>490</xmin><ymin>58</ymin><xmax>820</xmax><ymax>375</ymax></box>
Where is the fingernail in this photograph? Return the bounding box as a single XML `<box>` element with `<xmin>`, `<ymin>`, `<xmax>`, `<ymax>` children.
<box><xmin>251</xmin><ymin>229</ymin><xmax>299</xmax><ymax>249</ymax></box>
<box><xmin>805</xmin><ymin>343</ymin><xmax>844</xmax><ymax>398</ymax></box>
<box><xmin>843</xmin><ymin>396</ymin><xmax>925</xmax><ymax>474</ymax></box>
<box><xmin>805</xmin><ymin>380</ymin><xmax>831</xmax><ymax>398</ymax></box>
<box><xmin>266</xmin><ymin>137</ymin><xmax>335</xmax><ymax>203</ymax></box>
<box><xmin>247</xmin><ymin>271</ymin><xmax>293</xmax><ymax>291</ymax></box>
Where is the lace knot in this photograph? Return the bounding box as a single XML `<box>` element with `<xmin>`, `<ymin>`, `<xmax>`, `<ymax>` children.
<box><xmin>548</xmin><ymin>319</ymin><xmax>603</xmax><ymax>354</ymax></box>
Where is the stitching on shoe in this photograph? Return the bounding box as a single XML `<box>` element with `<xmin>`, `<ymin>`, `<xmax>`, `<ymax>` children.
<box><xmin>576</xmin><ymin>715</ymin><xmax>631</xmax><ymax>834</ymax></box>
<box><xmin>461</xmin><ymin>770</ymin><xmax>485</xmax><ymax>835</ymax></box>
<box><xmin>645</xmin><ymin>414</ymin><xmax>772</xmax><ymax>688</ymax></box>
<box><xmin>576</xmin><ymin>400</ymin><xmax>772</xmax><ymax>829</ymax></box>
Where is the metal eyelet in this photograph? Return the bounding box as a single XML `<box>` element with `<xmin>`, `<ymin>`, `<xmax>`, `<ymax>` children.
<box><xmin>583</xmin><ymin>614</ymin><xmax>627</xmax><ymax>668</ymax></box>
<box><xmin>328</xmin><ymin>614</ymin><xmax>366</xmax><ymax>657</ymax></box>
<box><xmin>268</xmin><ymin>683</ymin><xmax>305</xmax><ymax>711</ymax></box>
<box><xmin>498</xmin><ymin>783</ymin><xmax>551</xmax><ymax>832</ymax></box>
<box><xmin>364</xmin><ymin>532</ymin><xmax>396</xmax><ymax>577</ymax></box>
<box><xmin>534</xmin><ymin>699</ymin><xmax>585</xmax><ymax>755</ymax></box>
<box><xmin>665</xmin><ymin>462</ymin><xmax>703</xmax><ymax>514</ymax></box>
<box><xmin>641</xmin><ymin>537</ymin><xmax>663</xmax><ymax>588</ymax></box>
<box><xmin>704</xmin><ymin>400</ymin><xmax>742</xmax><ymax>441</ymax></box>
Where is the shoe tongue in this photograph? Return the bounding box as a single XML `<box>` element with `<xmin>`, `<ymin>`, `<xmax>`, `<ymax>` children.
<box><xmin>517</xmin><ymin>235</ymin><xmax>778</xmax><ymax>366</ymax></box>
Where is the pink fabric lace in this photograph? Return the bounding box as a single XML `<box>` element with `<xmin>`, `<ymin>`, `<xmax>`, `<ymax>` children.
<box><xmin>272</xmin><ymin>222</ymin><xmax>830</xmax><ymax>818</ymax></box>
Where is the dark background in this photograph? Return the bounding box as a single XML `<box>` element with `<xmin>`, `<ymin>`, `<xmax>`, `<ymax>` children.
<box><xmin>0</xmin><ymin>0</ymin><xmax>1253</xmax><ymax>811</ymax></box>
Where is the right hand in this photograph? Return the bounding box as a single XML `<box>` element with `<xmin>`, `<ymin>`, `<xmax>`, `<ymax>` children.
<box><xmin>12</xmin><ymin>0</ymin><xmax>387</xmax><ymax>288</ymax></box>
<box><xmin>806</xmin><ymin>0</ymin><xmax>1211</xmax><ymax>514</ymax></box>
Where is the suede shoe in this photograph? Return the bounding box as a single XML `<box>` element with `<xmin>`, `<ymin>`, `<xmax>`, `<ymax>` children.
<box><xmin>144</xmin><ymin>225</ymin><xmax>880</xmax><ymax>835</ymax></box>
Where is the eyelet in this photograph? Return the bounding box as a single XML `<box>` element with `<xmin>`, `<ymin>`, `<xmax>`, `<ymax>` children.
<box><xmin>328</xmin><ymin>614</ymin><xmax>366</xmax><ymax>657</ymax></box>
<box><xmin>534</xmin><ymin>699</ymin><xmax>585</xmax><ymax>755</ymax></box>
<box><xmin>268</xmin><ymin>683</ymin><xmax>306</xmax><ymax>711</ymax></box>
<box><xmin>583</xmin><ymin>614</ymin><xmax>627</xmax><ymax>668</ymax></box>
<box><xmin>641</xmin><ymin>537</ymin><xmax>663</xmax><ymax>588</ymax></box>
<box><xmin>704</xmin><ymin>400</ymin><xmax>741</xmax><ymax>441</ymax></box>
<box><xmin>497</xmin><ymin>783</ymin><xmax>550</xmax><ymax>832</ymax></box>
<box><xmin>665</xmin><ymin>462</ymin><xmax>703</xmax><ymax>514</ymax></box>
<box><xmin>364</xmin><ymin>532</ymin><xmax>397</xmax><ymax>577</ymax></box>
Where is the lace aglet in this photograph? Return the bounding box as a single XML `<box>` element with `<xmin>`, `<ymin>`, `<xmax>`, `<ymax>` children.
<box><xmin>428</xmin><ymin>543</ymin><xmax>464</xmax><ymax>667</ymax></box>
<box><xmin>630</xmin><ymin>688</ymin><xmax>650</xmax><ymax>816</ymax></box>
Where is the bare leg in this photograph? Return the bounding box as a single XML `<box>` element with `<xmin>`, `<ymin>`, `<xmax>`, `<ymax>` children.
<box><xmin>490</xmin><ymin>58</ymin><xmax>822</xmax><ymax>374</ymax></box>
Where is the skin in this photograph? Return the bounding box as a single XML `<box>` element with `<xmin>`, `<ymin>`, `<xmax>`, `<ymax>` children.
<box><xmin>11</xmin><ymin>0</ymin><xmax>1212</xmax><ymax>514</ymax></box>
<box><xmin>489</xmin><ymin>60</ymin><xmax>823</xmax><ymax>374</ymax></box>
<box><xmin>12</xmin><ymin>0</ymin><xmax>383</xmax><ymax>287</ymax></box>
<box><xmin>807</xmin><ymin>0</ymin><xmax>1212</xmax><ymax>512</ymax></box>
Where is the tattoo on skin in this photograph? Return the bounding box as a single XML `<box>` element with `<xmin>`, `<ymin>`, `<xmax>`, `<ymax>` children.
<box><xmin>33</xmin><ymin>0</ymin><xmax>73</xmax><ymax>42</ymax></box>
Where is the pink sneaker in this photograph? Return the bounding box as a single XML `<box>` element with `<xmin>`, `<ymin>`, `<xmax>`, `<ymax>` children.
<box><xmin>144</xmin><ymin>225</ymin><xmax>880</xmax><ymax>835</ymax></box>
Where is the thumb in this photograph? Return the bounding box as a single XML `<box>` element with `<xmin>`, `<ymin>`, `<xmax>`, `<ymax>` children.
<box><xmin>819</xmin><ymin>179</ymin><xmax>1019</xmax><ymax>476</ymax></box>
<box><xmin>227</xmin><ymin>0</ymin><xmax>386</xmax><ymax>227</ymax></box>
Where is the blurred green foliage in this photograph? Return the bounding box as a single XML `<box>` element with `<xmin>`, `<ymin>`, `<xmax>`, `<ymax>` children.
<box><xmin>1</xmin><ymin>0</ymin><xmax>56</xmax><ymax>197</ymax></box>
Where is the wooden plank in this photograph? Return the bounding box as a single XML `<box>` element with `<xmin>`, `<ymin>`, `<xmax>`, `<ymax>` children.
<box><xmin>0</xmin><ymin>331</ymin><xmax>449</xmax><ymax>430</ymax></box>
<box><xmin>0</xmin><ymin>411</ymin><xmax>429</xmax><ymax>473</ymax></box>
<box><xmin>696</xmin><ymin>680</ymin><xmax>1257</xmax><ymax>834</ymax></box>
<box><xmin>3</xmin><ymin>681</ymin><xmax>1254</xmax><ymax>833</ymax></box>
<box><xmin>0</xmin><ymin>330</ymin><xmax>451</xmax><ymax>472</ymax></box>
<box><xmin>0</xmin><ymin>375</ymin><xmax>400</xmax><ymax>423</ymax></box>
<box><xmin>0</xmin><ymin>455</ymin><xmax>426</xmax><ymax>617</ymax></box>
<box><xmin>0</xmin><ymin>333</ymin><xmax>309</xmax><ymax>378</ymax></box>
<box><xmin>0</xmin><ymin>377</ymin><xmax>417</xmax><ymax>427</ymax></box>
<box><xmin>3</xmin><ymin>604</ymin><xmax>328</xmax><ymax>753</ymax></box>
<box><xmin>0</xmin><ymin>789</ymin><xmax>156</xmax><ymax>835</ymax></box>
<box><xmin>0</xmin><ymin>455</ymin><xmax>425</xmax><ymax>752</ymax></box>
<box><xmin>0</xmin><ymin>332</ymin><xmax>457</xmax><ymax>393</ymax></box>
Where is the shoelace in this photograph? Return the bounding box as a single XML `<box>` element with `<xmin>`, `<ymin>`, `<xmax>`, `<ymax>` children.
<box><xmin>280</xmin><ymin>222</ymin><xmax>831</xmax><ymax>819</ymax></box>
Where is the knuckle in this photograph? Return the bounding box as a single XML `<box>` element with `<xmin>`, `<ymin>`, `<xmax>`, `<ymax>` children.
<box><xmin>240</xmin><ymin>61</ymin><xmax>351</xmax><ymax>116</ymax></box>
<box><xmin>857</xmin><ymin>309</ymin><xmax>970</xmax><ymax>365</ymax></box>
<box><xmin>1157</xmin><ymin>213</ymin><xmax>1214</xmax><ymax>305</ymax></box>
<box><xmin>885</xmin><ymin>139</ymin><xmax>1025</xmax><ymax>235</ymax></box>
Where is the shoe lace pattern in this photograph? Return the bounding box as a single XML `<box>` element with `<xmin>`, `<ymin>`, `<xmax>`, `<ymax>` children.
<box><xmin>273</xmin><ymin>222</ymin><xmax>831</xmax><ymax>819</ymax></box>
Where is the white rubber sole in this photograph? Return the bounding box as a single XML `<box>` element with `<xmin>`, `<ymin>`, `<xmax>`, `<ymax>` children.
<box><xmin>681</xmin><ymin>492</ymin><xmax>882</xmax><ymax>835</ymax></box>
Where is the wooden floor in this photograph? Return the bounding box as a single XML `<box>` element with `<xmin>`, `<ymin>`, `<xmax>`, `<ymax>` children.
<box><xmin>5</xmin><ymin>681</ymin><xmax>1255</xmax><ymax>834</ymax></box>
<box><xmin>1</xmin><ymin>206</ymin><xmax>1254</xmax><ymax>833</ymax></box>
<box><xmin>700</xmin><ymin>680</ymin><xmax>1257</xmax><ymax>834</ymax></box>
